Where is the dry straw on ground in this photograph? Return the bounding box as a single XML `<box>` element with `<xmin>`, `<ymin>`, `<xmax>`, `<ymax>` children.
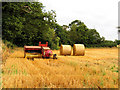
<box><xmin>73</xmin><ymin>44</ymin><xmax>85</xmax><ymax>56</ymax></box>
<box><xmin>2</xmin><ymin>48</ymin><xmax>118</xmax><ymax>88</ymax></box>
<box><xmin>60</xmin><ymin>45</ymin><xmax>72</xmax><ymax>55</ymax></box>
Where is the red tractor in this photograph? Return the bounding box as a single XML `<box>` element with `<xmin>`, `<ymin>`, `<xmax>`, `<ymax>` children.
<box><xmin>24</xmin><ymin>42</ymin><xmax>57</xmax><ymax>59</ymax></box>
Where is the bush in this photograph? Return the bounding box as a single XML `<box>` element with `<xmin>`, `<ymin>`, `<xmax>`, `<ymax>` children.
<box><xmin>85</xmin><ymin>41</ymin><xmax>117</xmax><ymax>48</ymax></box>
<box><xmin>100</xmin><ymin>41</ymin><xmax>117</xmax><ymax>48</ymax></box>
<box><xmin>3</xmin><ymin>40</ymin><xmax>15</xmax><ymax>49</ymax></box>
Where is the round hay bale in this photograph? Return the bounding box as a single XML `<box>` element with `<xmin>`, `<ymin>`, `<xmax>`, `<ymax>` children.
<box><xmin>117</xmin><ymin>45</ymin><xmax>120</xmax><ymax>48</ymax></box>
<box><xmin>73</xmin><ymin>44</ymin><xmax>85</xmax><ymax>56</ymax></box>
<box><xmin>60</xmin><ymin>45</ymin><xmax>72</xmax><ymax>55</ymax></box>
<box><xmin>117</xmin><ymin>45</ymin><xmax>118</xmax><ymax>48</ymax></box>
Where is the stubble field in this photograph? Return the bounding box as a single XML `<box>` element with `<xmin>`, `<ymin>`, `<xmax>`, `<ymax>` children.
<box><xmin>2</xmin><ymin>48</ymin><xmax>118</xmax><ymax>88</ymax></box>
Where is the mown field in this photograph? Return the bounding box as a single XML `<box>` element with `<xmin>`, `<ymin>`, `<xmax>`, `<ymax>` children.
<box><xmin>2</xmin><ymin>48</ymin><xmax>118</xmax><ymax>88</ymax></box>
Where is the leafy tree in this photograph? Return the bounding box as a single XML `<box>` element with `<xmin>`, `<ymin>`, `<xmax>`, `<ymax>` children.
<box><xmin>69</xmin><ymin>20</ymin><xmax>89</xmax><ymax>46</ymax></box>
<box><xmin>86</xmin><ymin>29</ymin><xmax>101</xmax><ymax>44</ymax></box>
<box><xmin>2</xmin><ymin>2</ymin><xmax>115</xmax><ymax>48</ymax></box>
<box><xmin>2</xmin><ymin>2</ymin><xmax>58</xmax><ymax>48</ymax></box>
<box><xmin>54</xmin><ymin>24</ymin><xmax>70</xmax><ymax>45</ymax></box>
<box><xmin>114</xmin><ymin>39</ymin><xmax>120</xmax><ymax>45</ymax></box>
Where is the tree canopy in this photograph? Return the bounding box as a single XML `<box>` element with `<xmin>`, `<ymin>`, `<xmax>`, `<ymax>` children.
<box><xmin>2</xmin><ymin>2</ymin><xmax>117</xmax><ymax>49</ymax></box>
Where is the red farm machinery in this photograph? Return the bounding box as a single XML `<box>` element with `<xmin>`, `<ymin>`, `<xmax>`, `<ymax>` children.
<box><xmin>24</xmin><ymin>42</ymin><xmax>57</xmax><ymax>60</ymax></box>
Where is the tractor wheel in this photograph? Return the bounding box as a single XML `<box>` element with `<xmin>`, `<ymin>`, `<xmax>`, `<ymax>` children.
<box><xmin>53</xmin><ymin>54</ymin><xmax>57</xmax><ymax>59</ymax></box>
<box><xmin>42</xmin><ymin>56</ymin><xmax>45</xmax><ymax>59</ymax></box>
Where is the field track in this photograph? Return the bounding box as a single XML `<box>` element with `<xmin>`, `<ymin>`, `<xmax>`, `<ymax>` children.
<box><xmin>2</xmin><ymin>48</ymin><xmax>118</xmax><ymax>88</ymax></box>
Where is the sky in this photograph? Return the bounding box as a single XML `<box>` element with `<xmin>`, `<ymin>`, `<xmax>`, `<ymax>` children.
<box><xmin>39</xmin><ymin>0</ymin><xmax>119</xmax><ymax>41</ymax></box>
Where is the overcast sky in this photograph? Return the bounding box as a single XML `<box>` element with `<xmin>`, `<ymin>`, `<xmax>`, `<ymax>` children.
<box><xmin>39</xmin><ymin>0</ymin><xmax>119</xmax><ymax>41</ymax></box>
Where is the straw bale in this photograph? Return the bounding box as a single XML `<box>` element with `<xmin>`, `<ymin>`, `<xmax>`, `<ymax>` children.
<box><xmin>60</xmin><ymin>45</ymin><xmax>72</xmax><ymax>55</ymax></box>
<box><xmin>73</xmin><ymin>44</ymin><xmax>85</xmax><ymax>56</ymax></box>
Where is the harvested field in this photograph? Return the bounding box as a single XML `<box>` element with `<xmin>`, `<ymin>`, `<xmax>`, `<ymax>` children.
<box><xmin>2</xmin><ymin>48</ymin><xmax>118</xmax><ymax>88</ymax></box>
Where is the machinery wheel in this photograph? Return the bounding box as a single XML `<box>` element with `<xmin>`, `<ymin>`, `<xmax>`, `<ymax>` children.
<box><xmin>42</xmin><ymin>56</ymin><xmax>44</xmax><ymax>58</ymax></box>
<box><xmin>24</xmin><ymin>52</ymin><xmax>26</xmax><ymax>58</ymax></box>
<box><xmin>53</xmin><ymin>54</ymin><xmax>57</xmax><ymax>59</ymax></box>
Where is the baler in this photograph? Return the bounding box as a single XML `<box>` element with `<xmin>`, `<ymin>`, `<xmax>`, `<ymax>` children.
<box><xmin>24</xmin><ymin>42</ymin><xmax>57</xmax><ymax>59</ymax></box>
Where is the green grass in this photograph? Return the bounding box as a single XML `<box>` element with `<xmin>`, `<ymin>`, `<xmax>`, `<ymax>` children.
<box><xmin>11</xmin><ymin>50</ymin><xmax>14</xmax><ymax>53</ymax></box>
<box><xmin>103</xmin><ymin>72</ymin><xmax>106</xmax><ymax>76</ymax></box>
<box><xmin>22</xmin><ymin>69</ymin><xmax>27</xmax><ymax>76</ymax></box>
<box><xmin>69</xmin><ymin>61</ymin><xmax>78</xmax><ymax>67</ymax></box>
<box><xmin>100</xmin><ymin>79</ymin><xmax>104</xmax><ymax>86</ymax></box>
<box><xmin>11</xmin><ymin>65</ymin><xmax>15</xmax><ymax>68</ymax></box>
<box><xmin>113</xmin><ymin>70</ymin><xmax>118</xmax><ymax>73</ymax></box>
<box><xmin>0</xmin><ymin>79</ymin><xmax>2</xmax><ymax>88</ymax></box>
<box><xmin>13</xmin><ymin>69</ymin><xmax>18</xmax><ymax>75</ymax></box>
<box><xmin>110</xmin><ymin>65</ymin><xmax>118</xmax><ymax>73</ymax></box>
<box><xmin>2</xmin><ymin>65</ymin><xmax>27</xmax><ymax>76</ymax></box>
<box><xmin>2</xmin><ymin>45</ymin><xmax>6</xmax><ymax>52</ymax></box>
<box><xmin>85</xmin><ymin>63</ymin><xmax>89</xmax><ymax>67</ymax></box>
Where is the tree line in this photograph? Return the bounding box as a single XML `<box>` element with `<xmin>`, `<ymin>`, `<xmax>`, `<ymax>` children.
<box><xmin>2</xmin><ymin>2</ymin><xmax>119</xmax><ymax>49</ymax></box>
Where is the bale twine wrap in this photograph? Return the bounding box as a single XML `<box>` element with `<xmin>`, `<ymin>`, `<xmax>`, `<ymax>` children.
<box><xmin>60</xmin><ymin>45</ymin><xmax>72</xmax><ymax>55</ymax></box>
<box><xmin>73</xmin><ymin>44</ymin><xmax>85</xmax><ymax>56</ymax></box>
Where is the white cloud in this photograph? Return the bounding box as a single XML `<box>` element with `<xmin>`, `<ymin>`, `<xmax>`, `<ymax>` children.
<box><xmin>39</xmin><ymin>0</ymin><xmax>119</xmax><ymax>41</ymax></box>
